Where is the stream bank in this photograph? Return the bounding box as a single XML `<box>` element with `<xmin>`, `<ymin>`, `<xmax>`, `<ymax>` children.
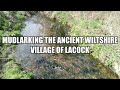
<box><xmin>15</xmin><ymin>13</ymin><xmax>119</xmax><ymax>79</ymax></box>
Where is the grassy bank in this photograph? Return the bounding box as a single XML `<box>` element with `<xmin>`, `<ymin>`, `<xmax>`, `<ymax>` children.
<box><xmin>42</xmin><ymin>11</ymin><xmax>120</xmax><ymax>77</ymax></box>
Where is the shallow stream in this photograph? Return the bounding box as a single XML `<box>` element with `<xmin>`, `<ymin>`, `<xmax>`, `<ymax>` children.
<box><xmin>15</xmin><ymin>14</ymin><xmax>118</xmax><ymax>79</ymax></box>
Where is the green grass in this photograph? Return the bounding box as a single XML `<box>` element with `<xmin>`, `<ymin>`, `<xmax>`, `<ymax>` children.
<box><xmin>54</xmin><ymin>11</ymin><xmax>102</xmax><ymax>36</ymax></box>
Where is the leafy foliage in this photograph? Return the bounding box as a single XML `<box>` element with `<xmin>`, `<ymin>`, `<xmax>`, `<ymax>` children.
<box><xmin>0</xmin><ymin>11</ymin><xmax>33</xmax><ymax>79</ymax></box>
<box><xmin>2</xmin><ymin>61</ymin><xmax>33</xmax><ymax>79</ymax></box>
